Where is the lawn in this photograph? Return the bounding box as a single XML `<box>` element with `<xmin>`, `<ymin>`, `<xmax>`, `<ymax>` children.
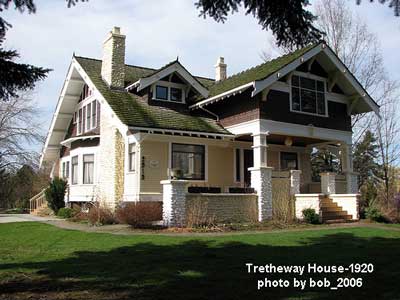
<box><xmin>0</xmin><ymin>223</ymin><xmax>399</xmax><ymax>300</ymax></box>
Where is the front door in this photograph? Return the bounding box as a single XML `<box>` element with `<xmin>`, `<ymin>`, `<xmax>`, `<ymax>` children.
<box><xmin>243</xmin><ymin>149</ymin><xmax>253</xmax><ymax>187</ymax></box>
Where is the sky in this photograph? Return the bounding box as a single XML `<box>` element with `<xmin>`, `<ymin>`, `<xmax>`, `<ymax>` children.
<box><xmin>2</xmin><ymin>0</ymin><xmax>399</xmax><ymax>152</ymax></box>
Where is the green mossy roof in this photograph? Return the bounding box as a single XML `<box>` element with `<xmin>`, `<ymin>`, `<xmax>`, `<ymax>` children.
<box><xmin>74</xmin><ymin>57</ymin><xmax>230</xmax><ymax>135</ymax></box>
<box><xmin>208</xmin><ymin>43</ymin><xmax>319</xmax><ymax>97</ymax></box>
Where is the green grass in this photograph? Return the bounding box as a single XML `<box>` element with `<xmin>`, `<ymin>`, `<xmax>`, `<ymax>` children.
<box><xmin>1</xmin><ymin>222</ymin><xmax>400</xmax><ymax>299</ymax></box>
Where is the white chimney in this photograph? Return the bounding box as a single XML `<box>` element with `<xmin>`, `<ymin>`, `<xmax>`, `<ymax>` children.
<box><xmin>101</xmin><ymin>26</ymin><xmax>126</xmax><ymax>88</ymax></box>
<box><xmin>215</xmin><ymin>57</ymin><xmax>227</xmax><ymax>82</ymax></box>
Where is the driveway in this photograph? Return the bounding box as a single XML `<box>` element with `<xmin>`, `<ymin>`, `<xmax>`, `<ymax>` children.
<box><xmin>0</xmin><ymin>214</ymin><xmax>59</xmax><ymax>223</ymax></box>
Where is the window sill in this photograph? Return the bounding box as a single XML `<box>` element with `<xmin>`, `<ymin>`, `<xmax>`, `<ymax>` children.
<box><xmin>290</xmin><ymin>109</ymin><xmax>329</xmax><ymax>118</ymax></box>
<box><xmin>152</xmin><ymin>97</ymin><xmax>185</xmax><ymax>104</ymax></box>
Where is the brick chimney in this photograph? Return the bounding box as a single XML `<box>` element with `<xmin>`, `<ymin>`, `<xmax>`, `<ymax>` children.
<box><xmin>215</xmin><ymin>57</ymin><xmax>227</xmax><ymax>82</ymax></box>
<box><xmin>101</xmin><ymin>27</ymin><xmax>126</xmax><ymax>88</ymax></box>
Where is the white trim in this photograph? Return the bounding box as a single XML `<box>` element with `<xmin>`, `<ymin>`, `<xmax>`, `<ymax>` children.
<box><xmin>152</xmin><ymin>82</ymin><xmax>186</xmax><ymax>103</ymax></box>
<box><xmin>189</xmin><ymin>82</ymin><xmax>253</xmax><ymax>109</ymax></box>
<box><xmin>60</xmin><ymin>135</ymin><xmax>100</xmax><ymax>147</ymax></box>
<box><xmin>130</xmin><ymin>61</ymin><xmax>209</xmax><ymax>98</ymax></box>
<box><xmin>128</xmin><ymin>126</ymin><xmax>234</xmax><ymax>138</ymax></box>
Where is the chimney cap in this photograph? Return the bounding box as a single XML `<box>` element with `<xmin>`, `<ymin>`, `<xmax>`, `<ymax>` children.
<box><xmin>112</xmin><ymin>26</ymin><xmax>121</xmax><ymax>34</ymax></box>
<box><xmin>216</xmin><ymin>57</ymin><xmax>225</xmax><ymax>64</ymax></box>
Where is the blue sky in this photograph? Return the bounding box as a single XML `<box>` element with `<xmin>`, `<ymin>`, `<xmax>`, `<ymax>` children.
<box><xmin>2</xmin><ymin>0</ymin><xmax>399</xmax><ymax>152</ymax></box>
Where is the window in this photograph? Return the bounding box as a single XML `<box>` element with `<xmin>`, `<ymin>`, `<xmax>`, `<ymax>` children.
<box><xmin>235</xmin><ymin>149</ymin><xmax>241</xmax><ymax>182</ymax></box>
<box><xmin>128</xmin><ymin>144</ymin><xmax>136</xmax><ymax>172</ymax></box>
<box><xmin>86</xmin><ymin>103</ymin><xmax>91</xmax><ymax>132</ymax></box>
<box><xmin>291</xmin><ymin>75</ymin><xmax>326</xmax><ymax>116</ymax></box>
<box><xmin>83</xmin><ymin>154</ymin><xmax>94</xmax><ymax>184</ymax></box>
<box><xmin>170</xmin><ymin>87</ymin><xmax>183</xmax><ymax>102</ymax></box>
<box><xmin>71</xmin><ymin>156</ymin><xmax>78</xmax><ymax>184</ymax></box>
<box><xmin>280</xmin><ymin>152</ymin><xmax>298</xmax><ymax>171</ymax></box>
<box><xmin>62</xmin><ymin>162</ymin><xmax>66</xmax><ymax>179</ymax></box>
<box><xmin>79</xmin><ymin>84</ymin><xmax>91</xmax><ymax>101</ymax></box>
<box><xmin>82</xmin><ymin>106</ymin><xmax>86</xmax><ymax>133</ymax></box>
<box><xmin>91</xmin><ymin>101</ymin><xmax>97</xmax><ymax>128</ymax></box>
<box><xmin>172</xmin><ymin>143</ymin><xmax>205</xmax><ymax>180</ymax></box>
<box><xmin>155</xmin><ymin>85</ymin><xmax>168</xmax><ymax>100</ymax></box>
<box><xmin>78</xmin><ymin>108</ymin><xmax>82</xmax><ymax>135</ymax></box>
<box><xmin>65</xmin><ymin>161</ymin><xmax>70</xmax><ymax>179</ymax></box>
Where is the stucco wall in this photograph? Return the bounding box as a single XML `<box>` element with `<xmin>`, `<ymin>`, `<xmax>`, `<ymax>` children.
<box><xmin>186</xmin><ymin>193</ymin><xmax>258</xmax><ymax>223</ymax></box>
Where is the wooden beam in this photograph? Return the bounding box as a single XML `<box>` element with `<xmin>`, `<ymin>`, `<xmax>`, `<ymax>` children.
<box><xmin>307</xmin><ymin>57</ymin><xmax>316</xmax><ymax>71</ymax></box>
<box><xmin>328</xmin><ymin>71</ymin><xmax>339</xmax><ymax>92</ymax></box>
<box><xmin>261</xmin><ymin>88</ymin><xmax>270</xmax><ymax>102</ymax></box>
<box><xmin>347</xmin><ymin>97</ymin><xmax>360</xmax><ymax>115</ymax></box>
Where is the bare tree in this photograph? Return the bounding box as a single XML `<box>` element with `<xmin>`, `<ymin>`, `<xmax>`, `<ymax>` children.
<box><xmin>0</xmin><ymin>93</ymin><xmax>44</xmax><ymax>170</ymax></box>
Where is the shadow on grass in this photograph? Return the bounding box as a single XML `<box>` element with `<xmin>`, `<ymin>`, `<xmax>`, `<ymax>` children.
<box><xmin>0</xmin><ymin>233</ymin><xmax>399</xmax><ymax>300</ymax></box>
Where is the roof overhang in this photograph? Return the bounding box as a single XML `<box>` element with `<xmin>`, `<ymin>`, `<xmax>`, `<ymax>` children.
<box><xmin>128</xmin><ymin>126</ymin><xmax>234</xmax><ymax>139</ymax></box>
<box><xmin>126</xmin><ymin>61</ymin><xmax>209</xmax><ymax>98</ymax></box>
<box><xmin>60</xmin><ymin>135</ymin><xmax>100</xmax><ymax>148</ymax></box>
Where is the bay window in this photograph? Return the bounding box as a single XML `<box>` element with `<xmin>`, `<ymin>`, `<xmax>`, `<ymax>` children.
<box><xmin>83</xmin><ymin>154</ymin><xmax>94</xmax><ymax>184</ymax></box>
<box><xmin>172</xmin><ymin>143</ymin><xmax>205</xmax><ymax>180</ymax></box>
<box><xmin>291</xmin><ymin>75</ymin><xmax>327</xmax><ymax>116</ymax></box>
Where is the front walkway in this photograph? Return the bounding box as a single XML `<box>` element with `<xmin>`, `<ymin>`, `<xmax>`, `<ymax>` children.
<box><xmin>0</xmin><ymin>214</ymin><xmax>59</xmax><ymax>223</ymax></box>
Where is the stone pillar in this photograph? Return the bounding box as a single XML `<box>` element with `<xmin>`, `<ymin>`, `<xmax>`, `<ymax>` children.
<box><xmin>320</xmin><ymin>172</ymin><xmax>336</xmax><ymax>194</ymax></box>
<box><xmin>160</xmin><ymin>180</ymin><xmax>189</xmax><ymax>227</ymax></box>
<box><xmin>249</xmin><ymin>132</ymin><xmax>272</xmax><ymax>221</ymax></box>
<box><xmin>340</xmin><ymin>143</ymin><xmax>358</xmax><ymax>193</ymax></box>
<box><xmin>249</xmin><ymin>166</ymin><xmax>273</xmax><ymax>221</ymax></box>
<box><xmin>290</xmin><ymin>170</ymin><xmax>302</xmax><ymax>195</ymax></box>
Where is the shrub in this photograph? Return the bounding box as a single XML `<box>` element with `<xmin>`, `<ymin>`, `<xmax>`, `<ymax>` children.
<box><xmin>87</xmin><ymin>203</ymin><xmax>115</xmax><ymax>225</ymax></box>
<box><xmin>186</xmin><ymin>200</ymin><xmax>216</xmax><ymax>228</ymax></box>
<box><xmin>365</xmin><ymin>206</ymin><xmax>388</xmax><ymax>223</ymax></box>
<box><xmin>45</xmin><ymin>177</ymin><xmax>67</xmax><ymax>214</ymax></box>
<box><xmin>116</xmin><ymin>202</ymin><xmax>162</xmax><ymax>227</ymax></box>
<box><xmin>302</xmin><ymin>208</ymin><xmax>320</xmax><ymax>224</ymax></box>
<box><xmin>57</xmin><ymin>207</ymin><xmax>75</xmax><ymax>219</ymax></box>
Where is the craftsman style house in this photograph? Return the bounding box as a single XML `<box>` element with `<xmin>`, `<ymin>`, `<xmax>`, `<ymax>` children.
<box><xmin>40</xmin><ymin>27</ymin><xmax>379</xmax><ymax>225</ymax></box>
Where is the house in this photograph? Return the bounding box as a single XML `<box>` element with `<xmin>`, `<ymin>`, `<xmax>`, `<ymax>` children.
<box><xmin>39</xmin><ymin>27</ymin><xmax>379</xmax><ymax>225</ymax></box>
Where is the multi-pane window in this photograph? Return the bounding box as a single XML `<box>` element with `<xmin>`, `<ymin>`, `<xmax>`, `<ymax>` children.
<box><xmin>128</xmin><ymin>144</ymin><xmax>136</xmax><ymax>172</ymax></box>
<box><xmin>155</xmin><ymin>85</ymin><xmax>184</xmax><ymax>103</ymax></box>
<box><xmin>71</xmin><ymin>156</ymin><xmax>78</xmax><ymax>184</ymax></box>
<box><xmin>291</xmin><ymin>75</ymin><xmax>326</xmax><ymax>116</ymax></box>
<box><xmin>76</xmin><ymin>100</ymin><xmax>99</xmax><ymax>135</ymax></box>
<box><xmin>172</xmin><ymin>143</ymin><xmax>205</xmax><ymax>180</ymax></box>
<box><xmin>62</xmin><ymin>161</ymin><xmax>70</xmax><ymax>179</ymax></box>
<box><xmin>79</xmin><ymin>84</ymin><xmax>91</xmax><ymax>101</ymax></box>
<box><xmin>83</xmin><ymin>154</ymin><xmax>94</xmax><ymax>184</ymax></box>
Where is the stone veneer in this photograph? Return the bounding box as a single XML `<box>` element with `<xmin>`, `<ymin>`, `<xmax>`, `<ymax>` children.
<box><xmin>320</xmin><ymin>172</ymin><xmax>336</xmax><ymax>194</ymax></box>
<box><xmin>101</xmin><ymin>27</ymin><xmax>125</xmax><ymax>88</ymax></box>
<box><xmin>114</xmin><ymin>130</ymin><xmax>125</xmax><ymax>203</ymax></box>
<box><xmin>249</xmin><ymin>166</ymin><xmax>273</xmax><ymax>221</ymax></box>
<box><xmin>161</xmin><ymin>180</ymin><xmax>189</xmax><ymax>226</ymax></box>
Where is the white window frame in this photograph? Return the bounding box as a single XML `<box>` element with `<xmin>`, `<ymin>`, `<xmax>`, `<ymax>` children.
<box><xmin>82</xmin><ymin>154</ymin><xmax>95</xmax><ymax>185</ymax></box>
<box><xmin>152</xmin><ymin>81</ymin><xmax>186</xmax><ymax>104</ymax></box>
<box><xmin>76</xmin><ymin>98</ymin><xmax>98</xmax><ymax>135</ymax></box>
<box><xmin>289</xmin><ymin>71</ymin><xmax>329</xmax><ymax>118</ymax></box>
<box><xmin>128</xmin><ymin>143</ymin><xmax>137</xmax><ymax>173</ymax></box>
<box><xmin>71</xmin><ymin>155</ymin><xmax>79</xmax><ymax>185</ymax></box>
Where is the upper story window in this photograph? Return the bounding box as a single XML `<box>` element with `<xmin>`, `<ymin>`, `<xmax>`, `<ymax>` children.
<box><xmin>153</xmin><ymin>83</ymin><xmax>185</xmax><ymax>103</ymax></box>
<box><xmin>76</xmin><ymin>100</ymin><xmax>100</xmax><ymax>135</ymax></box>
<box><xmin>128</xmin><ymin>143</ymin><xmax>136</xmax><ymax>172</ymax></box>
<box><xmin>79</xmin><ymin>84</ymin><xmax>92</xmax><ymax>101</ymax></box>
<box><xmin>291</xmin><ymin>75</ymin><xmax>327</xmax><ymax>116</ymax></box>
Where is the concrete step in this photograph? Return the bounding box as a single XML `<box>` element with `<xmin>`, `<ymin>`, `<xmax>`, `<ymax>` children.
<box><xmin>321</xmin><ymin>206</ymin><xmax>344</xmax><ymax>212</ymax></box>
<box><xmin>322</xmin><ymin>214</ymin><xmax>352</xmax><ymax>221</ymax></box>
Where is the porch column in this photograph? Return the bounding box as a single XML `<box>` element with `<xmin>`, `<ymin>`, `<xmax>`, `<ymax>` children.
<box><xmin>249</xmin><ymin>132</ymin><xmax>273</xmax><ymax>221</ymax></box>
<box><xmin>340</xmin><ymin>143</ymin><xmax>358</xmax><ymax>193</ymax></box>
<box><xmin>320</xmin><ymin>172</ymin><xmax>336</xmax><ymax>194</ymax></box>
<box><xmin>290</xmin><ymin>170</ymin><xmax>302</xmax><ymax>195</ymax></box>
<box><xmin>160</xmin><ymin>180</ymin><xmax>189</xmax><ymax>226</ymax></box>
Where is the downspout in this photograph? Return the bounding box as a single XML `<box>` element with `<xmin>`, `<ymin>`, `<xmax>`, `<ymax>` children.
<box><xmin>198</xmin><ymin>105</ymin><xmax>220</xmax><ymax>123</ymax></box>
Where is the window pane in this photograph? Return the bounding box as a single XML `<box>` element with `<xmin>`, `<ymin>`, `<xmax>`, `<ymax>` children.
<box><xmin>156</xmin><ymin>86</ymin><xmax>168</xmax><ymax>100</ymax></box>
<box><xmin>129</xmin><ymin>143</ymin><xmax>136</xmax><ymax>172</ymax></box>
<box><xmin>317</xmin><ymin>92</ymin><xmax>326</xmax><ymax>115</ymax></box>
<box><xmin>66</xmin><ymin>162</ymin><xmax>70</xmax><ymax>179</ymax></box>
<box><xmin>86</xmin><ymin>104</ymin><xmax>91</xmax><ymax>131</ymax></box>
<box><xmin>300</xmin><ymin>77</ymin><xmax>316</xmax><ymax>90</ymax></box>
<box><xmin>72</xmin><ymin>156</ymin><xmax>78</xmax><ymax>184</ymax></box>
<box><xmin>92</xmin><ymin>101</ymin><xmax>97</xmax><ymax>128</ymax></box>
<box><xmin>280</xmin><ymin>152</ymin><xmax>298</xmax><ymax>170</ymax></box>
<box><xmin>291</xmin><ymin>87</ymin><xmax>300</xmax><ymax>111</ymax></box>
<box><xmin>82</xmin><ymin>106</ymin><xmax>86</xmax><ymax>133</ymax></box>
<box><xmin>301</xmin><ymin>89</ymin><xmax>317</xmax><ymax>114</ymax></box>
<box><xmin>235</xmin><ymin>149</ymin><xmax>241</xmax><ymax>182</ymax></box>
<box><xmin>291</xmin><ymin>75</ymin><xmax>300</xmax><ymax>87</ymax></box>
<box><xmin>83</xmin><ymin>154</ymin><xmax>94</xmax><ymax>184</ymax></box>
<box><xmin>316</xmin><ymin>80</ymin><xmax>325</xmax><ymax>92</ymax></box>
<box><xmin>170</xmin><ymin>87</ymin><xmax>182</xmax><ymax>102</ymax></box>
<box><xmin>78</xmin><ymin>109</ymin><xmax>82</xmax><ymax>134</ymax></box>
<box><xmin>172</xmin><ymin>143</ymin><xmax>205</xmax><ymax>180</ymax></box>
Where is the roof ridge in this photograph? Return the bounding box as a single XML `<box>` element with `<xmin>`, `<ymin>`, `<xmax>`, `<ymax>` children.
<box><xmin>74</xmin><ymin>55</ymin><xmax>157</xmax><ymax>71</ymax></box>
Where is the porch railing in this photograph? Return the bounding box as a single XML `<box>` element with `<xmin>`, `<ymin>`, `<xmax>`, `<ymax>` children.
<box><xmin>29</xmin><ymin>189</ymin><xmax>47</xmax><ymax>213</ymax></box>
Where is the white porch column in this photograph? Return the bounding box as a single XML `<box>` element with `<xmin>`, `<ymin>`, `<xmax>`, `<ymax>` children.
<box><xmin>249</xmin><ymin>132</ymin><xmax>273</xmax><ymax>221</ymax></box>
<box><xmin>320</xmin><ymin>172</ymin><xmax>336</xmax><ymax>194</ymax></box>
<box><xmin>160</xmin><ymin>180</ymin><xmax>189</xmax><ymax>226</ymax></box>
<box><xmin>340</xmin><ymin>144</ymin><xmax>358</xmax><ymax>193</ymax></box>
<box><xmin>290</xmin><ymin>170</ymin><xmax>302</xmax><ymax>195</ymax></box>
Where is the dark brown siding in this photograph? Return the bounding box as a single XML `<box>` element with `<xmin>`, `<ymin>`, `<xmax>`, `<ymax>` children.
<box><xmin>211</xmin><ymin>89</ymin><xmax>261</xmax><ymax>127</ymax></box>
<box><xmin>71</xmin><ymin>138</ymin><xmax>100</xmax><ymax>150</ymax></box>
<box><xmin>260</xmin><ymin>90</ymin><xmax>351</xmax><ymax>132</ymax></box>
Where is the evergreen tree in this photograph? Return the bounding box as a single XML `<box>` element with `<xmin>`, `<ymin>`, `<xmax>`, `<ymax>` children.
<box><xmin>353</xmin><ymin>130</ymin><xmax>380</xmax><ymax>188</ymax></box>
